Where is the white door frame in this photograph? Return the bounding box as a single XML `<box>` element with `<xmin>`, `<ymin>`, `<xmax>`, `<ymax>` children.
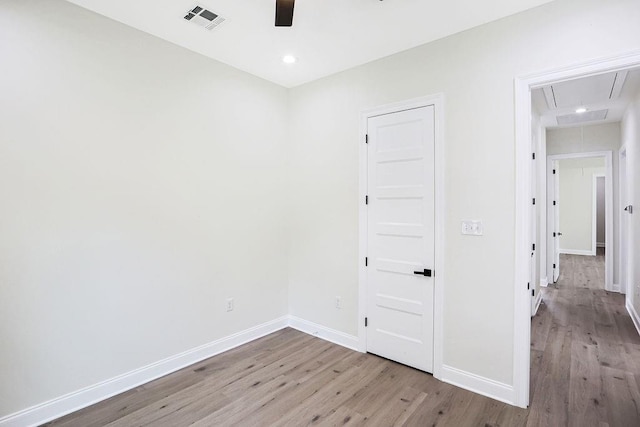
<box><xmin>514</xmin><ymin>50</ymin><xmax>640</xmax><ymax>408</ymax></box>
<box><xmin>546</xmin><ymin>152</ymin><xmax>613</xmax><ymax>282</ymax></box>
<box><xmin>358</xmin><ymin>94</ymin><xmax>445</xmax><ymax>379</ymax></box>
<box><xmin>593</xmin><ymin>173</ymin><xmax>606</xmax><ymax>254</ymax></box>
<box><xmin>619</xmin><ymin>146</ymin><xmax>630</xmax><ymax>299</ymax></box>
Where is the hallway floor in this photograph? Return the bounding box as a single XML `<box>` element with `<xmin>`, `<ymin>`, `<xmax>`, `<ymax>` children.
<box><xmin>529</xmin><ymin>252</ymin><xmax>640</xmax><ymax>426</ymax></box>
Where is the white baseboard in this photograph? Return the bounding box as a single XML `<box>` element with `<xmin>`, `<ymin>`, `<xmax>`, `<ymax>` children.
<box><xmin>2</xmin><ymin>315</ymin><xmax>519</xmax><ymax>426</ymax></box>
<box><xmin>540</xmin><ymin>277</ymin><xmax>549</xmax><ymax>288</ymax></box>
<box><xmin>533</xmin><ymin>292</ymin><xmax>543</xmax><ymax>316</ymax></box>
<box><xmin>612</xmin><ymin>283</ymin><xmax>621</xmax><ymax>293</ymax></box>
<box><xmin>626</xmin><ymin>299</ymin><xmax>640</xmax><ymax>337</ymax></box>
<box><xmin>288</xmin><ymin>315</ymin><xmax>360</xmax><ymax>351</ymax></box>
<box><xmin>0</xmin><ymin>316</ymin><xmax>289</xmax><ymax>427</ymax></box>
<box><xmin>441</xmin><ymin>365</ymin><xmax>515</xmax><ymax>405</ymax></box>
<box><xmin>559</xmin><ymin>248</ymin><xmax>595</xmax><ymax>256</ymax></box>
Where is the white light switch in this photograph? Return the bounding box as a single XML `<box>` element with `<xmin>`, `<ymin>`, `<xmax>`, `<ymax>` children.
<box><xmin>461</xmin><ymin>220</ymin><xmax>483</xmax><ymax>236</ymax></box>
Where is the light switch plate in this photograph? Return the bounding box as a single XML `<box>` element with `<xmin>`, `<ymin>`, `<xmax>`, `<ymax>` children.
<box><xmin>462</xmin><ymin>220</ymin><xmax>483</xmax><ymax>236</ymax></box>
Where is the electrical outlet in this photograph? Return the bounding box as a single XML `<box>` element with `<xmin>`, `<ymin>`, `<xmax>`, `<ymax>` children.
<box><xmin>461</xmin><ymin>220</ymin><xmax>483</xmax><ymax>236</ymax></box>
<box><xmin>335</xmin><ymin>296</ymin><xmax>342</xmax><ymax>309</ymax></box>
<box><xmin>226</xmin><ymin>298</ymin><xmax>234</xmax><ymax>312</ymax></box>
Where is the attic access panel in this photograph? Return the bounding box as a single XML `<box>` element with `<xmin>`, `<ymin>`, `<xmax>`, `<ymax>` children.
<box><xmin>544</xmin><ymin>71</ymin><xmax>628</xmax><ymax>109</ymax></box>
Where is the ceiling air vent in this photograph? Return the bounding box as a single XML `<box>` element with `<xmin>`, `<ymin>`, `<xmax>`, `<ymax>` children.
<box><xmin>556</xmin><ymin>109</ymin><xmax>608</xmax><ymax>126</ymax></box>
<box><xmin>184</xmin><ymin>5</ymin><xmax>225</xmax><ymax>30</ymax></box>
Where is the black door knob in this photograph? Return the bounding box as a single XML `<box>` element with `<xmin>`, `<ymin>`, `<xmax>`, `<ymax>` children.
<box><xmin>413</xmin><ymin>269</ymin><xmax>432</xmax><ymax>277</ymax></box>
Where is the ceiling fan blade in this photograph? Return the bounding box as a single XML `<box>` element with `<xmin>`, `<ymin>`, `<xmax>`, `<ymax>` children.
<box><xmin>275</xmin><ymin>0</ymin><xmax>295</xmax><ymax>27</ymax></box>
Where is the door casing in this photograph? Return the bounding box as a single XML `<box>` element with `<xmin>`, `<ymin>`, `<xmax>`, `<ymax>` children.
<box><xmin>358</xmin><ymin>94</ymin><xmax>445</xmax><ymax>380</ymax></box>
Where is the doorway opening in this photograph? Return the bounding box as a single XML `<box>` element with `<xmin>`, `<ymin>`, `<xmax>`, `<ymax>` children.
<box><xmin>546</xmin><ymin>151</ymin><xmax>613</xmax><ymax>290</ymax></box>
<box><xmin>514</xmin><ymin>52</ymin><xmax>640</xmax><ymax>408</ymax></box>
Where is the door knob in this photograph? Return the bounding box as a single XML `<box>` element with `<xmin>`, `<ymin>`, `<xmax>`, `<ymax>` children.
<box><xmin>413</xmin><ymin>269</ymin><xmax>432</xmax><ymax>277</ymax></box>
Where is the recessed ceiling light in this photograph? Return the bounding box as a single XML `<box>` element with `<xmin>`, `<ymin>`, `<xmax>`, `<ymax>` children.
<box><xmin>575</xmin><ymin>107</ymin><xmax>587</xmax><ymax>114</ymax></box>
<box><xmin>282</xmin><ymin>55</ymin><xmax>296</xmax><ymax>64</ymax></box>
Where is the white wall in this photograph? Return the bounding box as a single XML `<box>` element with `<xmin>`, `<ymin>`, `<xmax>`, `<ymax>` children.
<box><xmin>557</xmin><ymin>158</ymin><xmax>605</xmax><ymax>253</ymax></box>
<box><xmin>0</xmin><ymin>0</ymin><xmax>289</xmax><ymax>417</ymax></box>
<box><xmin>622</xmin><ymin>90</ymin><xmax>640</xmax><ymax>316</ymax></box>
<box><xmin>547</xmin><ymin>123</ymin><xmax>621</xmax><ymax>279</ymax></box>
<box><xmin>597</xmin><ymin>177</ymin><xmax>606</xmax><ymax>246</ymax></box>
<box><xmin>287</xmin><ymin>0</ymin><xmax>640</xmax><ymax>388</ymax></box>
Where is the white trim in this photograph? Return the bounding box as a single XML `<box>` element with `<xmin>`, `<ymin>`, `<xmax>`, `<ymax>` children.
<box><xmin>440</xmin><ymin>365</ymin><xmax>515</xmax><ymax>405</ymax></box>
<box><xmin>593</xmin><ymin>173</ymin><xmax>605</xmax><ymax>256</ymax></box>
<box><xmin>626</xmin><ymin>299</ymin><xmax>640</xmax><ymax>338</ymax></box>
<box><xmin>559</xmin><ymin>248</ymin><xmax>595</xmax><ymax>256</ymax></box>
<box><xmin>358</xmin><ymin>94</ymin><xmax>445</xmax><ymax>379</ymax></box>
<box><xmin>540</xmin><ymin>277</ymin><xmax>549</xmax><ymax>288</ymax></box>
<box><xmin>0</xmin><ymin>316</ymin><xmax>289</xmax><ymax>427</ymax></box>
<box><xmin>619</xmin><ymin>146</ymin><xmax>630</xmax><ymax>298</ymax></box>
<box><xmin>613</xmin><ymin>283</ymin><xmax>621</xmax><ymax>293</ymax></box>
<box><xmin>515</xmin><ymin>49</ymin><xmax>640</xmax><ymax>409</ymax></box>
<box><xmin>532</xmin><ymin>291</ymin><xmax>543</xmax><ymax>316</ymax></box>
<box><xmin>288</xmin><ymin>316</ymin><xmax>360</xmax><ymax>351</ymax></box>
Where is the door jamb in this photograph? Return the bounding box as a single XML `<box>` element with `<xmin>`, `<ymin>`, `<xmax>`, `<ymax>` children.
<box><xmin>593</xmin><ymin>173</ymin><xmax>606</xmax><ymax>256</ymax></box>
<box><xmin>514</xmin><ymin>49</ymin><xmax>640</xmax><ymax>408</ymax></box>
<box><xmin>358</xmin><ymin>94</ymin><xmax>445</xmax><ymax>379</ymax></box>
<box><xmin>619</xmin><ymin>146</ymin><xmax>631</xmax><ymax>299</ymax></box>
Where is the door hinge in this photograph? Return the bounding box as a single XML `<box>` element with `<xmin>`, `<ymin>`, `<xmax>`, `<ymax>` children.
<box><xmin>553</xmin><ymin>200</ymin><xmax>556</xmax><ymax>206</ymax></box>
<box><xmin>365</xmin><ymin>317</ymin><xmax>368</xmax><ymax>327</ymax></box>
<box><xmin>527</xmin><ymin>282</ymin><xmax>530</xmax><ymax>290</ymax></box>
<box><xmin>365</xmin><ymin>134</ymin><xmax>368</xmax><ymax>144</ymax></box>
<box><xmin>553</xmin><ymin>263</ymin><xmax>556</xmax><ymax>269</ymax></box>
<box><xmin>532</xmin><ymin>198</ymin><xmax>536</xmax><ymax>205</ymax></box>
<box><xmin>553</xmin><ymin>232</ymin><xmax>556</xmax><ymax>237</ymax></box>
<box><xmin>532</xmin><ymin>243</ymin><xmax>536</xmax><ymax>251</ymax></box>
<box><xmin>532</xmin><ymin>289</ymin><xmax>535</xmax><ymax>297</ymax></box>
<box><xmin>532</xmin><ymin>153</ymin><xmax>536</xmax><ymax>160</ymax></box>
<box><xmin>553</xmin><ymin>169</ymin><xmax>556</xmax><ymax>174</ymax></box>
<box><xmin>365</xmin><ymin>257</ymin><xmax>368</xmax><ymax>266</ymax></box>
<box><xmin>365</xmin><ymin>195</ymin><xmax>369</xmax><ymax>205</ymax></box>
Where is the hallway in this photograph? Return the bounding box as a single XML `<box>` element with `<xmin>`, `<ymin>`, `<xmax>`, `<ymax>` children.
<box><xmin>528</xmin><ymin>252</ymin><xmax>640</xmax><ymax>426</ymax></box>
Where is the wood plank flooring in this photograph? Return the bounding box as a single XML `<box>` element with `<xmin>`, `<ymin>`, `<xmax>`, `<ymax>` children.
<box><xmin>45</xmin><ymin>252</ymin><xmax>640</xmax><ymax>426</ymax></box>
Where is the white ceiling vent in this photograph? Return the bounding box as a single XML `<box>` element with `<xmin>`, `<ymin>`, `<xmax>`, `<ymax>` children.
<box><xmin>556</xmin><ymin>109</ymin><xmax>608</xmax><ymax>126</ymax></box>
<box><xmin>184</xmin><ymin>5</ymin><xmax>225</xmax><ymax>30</ymax></box>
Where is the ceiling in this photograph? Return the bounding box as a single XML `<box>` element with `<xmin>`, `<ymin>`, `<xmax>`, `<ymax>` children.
<box><xmin>532</xmin><ymin>69</ymin><xmax>640</xmax><ymax>129</ymax></box>
<box><xmin>65</xmin><ymin>0</ymin><xmax>554</xmax><ymax>88</ymax></box>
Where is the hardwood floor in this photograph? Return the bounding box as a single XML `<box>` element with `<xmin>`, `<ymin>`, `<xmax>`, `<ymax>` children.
<box><xmin>45</xmin><ymin>252</ymin><xmax>640</xmax><ymax>426</ymax></box>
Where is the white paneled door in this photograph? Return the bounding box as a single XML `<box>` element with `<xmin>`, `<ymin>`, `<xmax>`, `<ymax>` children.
<box><xmin>366</xmin><ymin>106</ymin><xmax>435</xmax><ymax>372</ymax></box>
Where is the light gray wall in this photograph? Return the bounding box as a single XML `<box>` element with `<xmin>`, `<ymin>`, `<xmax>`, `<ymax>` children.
<box><xmin>597</xmin><ymin>177</ymin><xmax>606</xmax><ymax>246</ymax></box>
<box><xmin>557</xmin><ymin>158</ymin><xmax>605</xmax><ymax>253</ymax></box>
<box><xmin>0</xmin><ymin>0</ymin><xmax>289</xmax><ymax>417</ymax></box>
<box><xmin>287</xmin><ymin>0</ymin><xmax>640</xmax><ymax>387</ymax></box>
<box><xmin>547</xmin><ymin>123</ymin><xmax>622</xmax><ymax>281</ymax></box>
